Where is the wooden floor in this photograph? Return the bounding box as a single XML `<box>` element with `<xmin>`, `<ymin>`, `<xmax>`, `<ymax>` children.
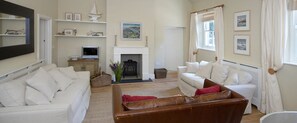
<box><xmin>155</xmin><ymin>71</ymin><xmax>265</xmax><ymax>123</ymax></box>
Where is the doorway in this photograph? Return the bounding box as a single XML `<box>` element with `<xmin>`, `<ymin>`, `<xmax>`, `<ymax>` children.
<box><xmin>37</xmin><ymin>14</ymin><xmax>52</xmax><ymax>64</ymax></box>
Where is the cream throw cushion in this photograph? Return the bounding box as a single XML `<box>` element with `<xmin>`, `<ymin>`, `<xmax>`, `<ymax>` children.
<box><xmin>0</xmin><ymin>79</ymin><xmax>26</xmax><ymax>107</ymax></box>
<box><xmin>238</xmin><ymin>70</ymin><xmax>253</xmax><ymax>84</ymax></box>
<box><xmin>196</xmin><ymin>61</ymin><xmax>213</xmax><ymax>79</ymax></box>
<box><xmin>48</xmin><ymin>69</ymin><xmax>73</xmax><ymax>91</ymax></box>
<box><xmin>59</xmin><ymin>66</ymin><xmax>78</xmax><ymax>79</ymax></box>
<box><xmin>25</xmin><ymin>86</ymin><xmax>50</xmax><ymax>105</ymax></box>
<box><xmin>224</xmin><ymin>69</ymin><xmax>239</xmax><ymax>85</ymax></box>
<box><xmin>186</xmin><ymin>62</ymin><xmax>199</xmax><ymax>73</ymax></box>
<box><xmin>211</xmin><ymin>63</ymin><xmax>229</xmax><ymax>85</ymax></box>
<box><xmin>26</xmin><ymin>68</ymin><xmax>59</xmax><ymax>101</ymax></box>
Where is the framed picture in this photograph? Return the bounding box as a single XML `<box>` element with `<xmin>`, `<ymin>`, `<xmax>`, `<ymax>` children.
<box><xmin>74</xmin><ymin>13</ymin><xmax>81</xmax><ymax>21</ymax></box>
<box><xmin>64</xmin><ymin>29</ymin><xmax>74</xmax><ymax>36</ymax></box>
<box><xmin>65</xmin><ymin>12</ymin><xmax>73</xmax><ymax>21</ymax></box>
<box><xmin>234</xmin><ymin>35</ymin><xmax>250</xmax><ymax>55</ymax></box>
<box><xmin>234</xmin><ymin>10</ymin><xmax>250</xmax><ymax>31</ymax></box>
<box><xmin>121</xmin><ymin>22</ymin><xmax>142</xmax><ymax>40</ymax></box>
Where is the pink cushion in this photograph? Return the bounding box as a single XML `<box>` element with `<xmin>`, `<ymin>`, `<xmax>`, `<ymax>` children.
<box><xmin>122</xmin><ymin>95</ymin><xmax>157</xmax><ymax>102</ymax></box>
<box><xmin>195</xmin><ymin>85</ymin><xmax>220</xmax><ymax>95</ymax></box>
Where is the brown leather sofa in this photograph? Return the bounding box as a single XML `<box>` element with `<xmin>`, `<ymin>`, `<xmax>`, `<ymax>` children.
<box><xmin>112</xmin><ymin>79</ymin><xmax>248</xmax><ymax>123</ymax></box>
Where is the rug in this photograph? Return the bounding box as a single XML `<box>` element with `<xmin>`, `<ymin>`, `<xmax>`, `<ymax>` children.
<box><xmin>83</xmin><ymin>82</ymin><xmax>181</xmax><ymax>123</ymax></box>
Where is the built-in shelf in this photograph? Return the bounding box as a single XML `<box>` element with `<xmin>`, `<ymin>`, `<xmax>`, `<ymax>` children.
<box><xmin>54</xmin><ymin>35</ymin><xmax>106</xmax><ymax>38</ymax></box>
<box><xmin>0</xmin><ymin>34</ymin><xmax>25</xmax><ymax>37</ymax></box>
<box><xmin>55</xmin><ymin>19</ymin><xmax>107</xmax><ymax>24</ymax></box>
<box><xmin>0</xmin><ymin>18</ymin><xmax>26</xmax><ymax>21</ymax></box>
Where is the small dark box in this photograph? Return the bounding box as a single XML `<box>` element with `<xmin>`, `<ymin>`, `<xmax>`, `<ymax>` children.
<box><xmin>154</xmin><ymin>68</ymin><xmax>167</xmax><ymax>79</ymax></box>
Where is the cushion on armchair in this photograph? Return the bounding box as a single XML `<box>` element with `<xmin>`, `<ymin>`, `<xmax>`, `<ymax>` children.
<box><xmin>195</xmin><ymin>85</ymin><xmax>220</xmax><ymax>96</ymax></box>
<box><xmin>189</xmin><ymin>90</ymin><xmax>231</xmax><ymax>103</ymax></box>
<box><xmin>122</xmin><ymin>95</ymin><xmax>157</xmax><ymax>102</ymax></box>
<box><xmin>123</xmin><ymin>96</ymin><xmax>186</xmax><ymax>110</ymax></box>
<box><xmin>196</xmin><ymin>61</ymin><xmax>212</xmax><ymax>79</ymax></box>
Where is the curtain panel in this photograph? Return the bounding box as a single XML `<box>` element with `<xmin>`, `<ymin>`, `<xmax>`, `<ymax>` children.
<box><xmin>214</xmin><ymin>7</ymin><xmax>224</xmax><ymax>62</ymax></box>
<box><xmin>261</xmin><ymin>0</ymin><xmax>287</xmax><ymax>113</ymax></box>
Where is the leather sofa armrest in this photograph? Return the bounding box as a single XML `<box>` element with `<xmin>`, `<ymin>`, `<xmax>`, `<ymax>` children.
<box><xmin>177</xmin><ymin>66</ymin><xmax>187</xmax><ymax>78</ymax></box>
<box><xmin>112</xmin><ymin>84</ymin><xmax>125</xmax><ymax>119</ymax></box>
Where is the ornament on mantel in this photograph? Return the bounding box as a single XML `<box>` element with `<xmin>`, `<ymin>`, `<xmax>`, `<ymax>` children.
<box><xmin>88</xmin><ymin>2</ymin><xmax>102</xmax><ymax>22</ymax></box>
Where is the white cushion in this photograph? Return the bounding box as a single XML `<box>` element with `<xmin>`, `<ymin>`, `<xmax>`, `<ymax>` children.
<box><xmin>224</xmin><ymin>69</ymin><xmax>239</xmax><ymax>85</ymax></box>
<box><xmin>59</xmin><ymin>66</ymin><xmax>78</xmax><ymax>79</ymax></box>
<box><xmin>25</xmin><ymin>86</ymin><xmax>50</xmax><ymax>105</ymax></box>
<box><xmin>186</xmin><ymin>62</ymin><xmax>199</xmax><ymax>73</ymax></box>
<box><xmin>0</xmin><ymin>78</ymin><xmax>27</xmax><ymax>107</ymax></box>
<box><xmin>211</xmin><ymin>63</ymin><xmax>229</xmax><ymax>85</ymax></box>
<box><xmin>41</xmin><ymin>64</ymin><xmax>57</xmax><ymax>71</ymax></box>
<box><xmin>48</xmin><ymin>69</ymin><xmax>73</xmax><ymax>91</ymax></box>
<box><xmin>180</xmin><ymin>73</ymin><xmax>205</xmax><ymax>89</ymax></box>
<box><xmin>196</xmin><ymin>61</ymin><xmax>213</xmax><ymax>79</ymax></box>
<box><xmin>238</xmin><ymin>70</ymin><xmax>253</xmax><ymax>84</ymax></box>
<box><xmin>26</xmin><ymin>68</ymin><xmax>59</xmax><ymax>101</ymax></box>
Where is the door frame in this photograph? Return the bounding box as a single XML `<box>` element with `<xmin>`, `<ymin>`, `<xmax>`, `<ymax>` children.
<box><xmin>37</xmin><ymin>14</ymin><xmax>52</xmax><ymax>64</ymax></box>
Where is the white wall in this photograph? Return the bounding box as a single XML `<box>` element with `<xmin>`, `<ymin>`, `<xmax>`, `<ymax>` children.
<box><xmin>0</xmin><ymin>0</ymin><xmax>58</xmax><ymax>75</ymax></box>
<box><xmin>106</xmin><ymin>0</ymin><xmax>155</xmax><ymax>75</ymax></box>
<box><xmin>57</xmin><ymin>0</ymin><xmax>106</xmax><ymax>71</ymax></box>
<box><xmin>154</xmin><ymin>0</ymin><xmax>192</xmax><ymax>70</ymax></box>
<box><xmin>192</xmin><ymin>0</ymin><xmax>261</xmax><ymax>67</ymax></box>
<box><xmin>192</xmin><ymin>0</ymin><xmax>297</xmax><ymax>110</ymax></box>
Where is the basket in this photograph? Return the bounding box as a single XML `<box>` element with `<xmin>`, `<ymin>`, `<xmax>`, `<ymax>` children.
<box><xmin>154</xmin><ymin>68</ymin><xmax>167</xmax><ymax>79</ymax></box>
<box><xmin>91</xmin><ymin>72</ymin><xmax>112</xmax><ymax>87</ymax></box>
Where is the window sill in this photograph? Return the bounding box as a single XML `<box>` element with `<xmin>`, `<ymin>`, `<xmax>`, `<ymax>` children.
<box><xmin>198</xmin><ymin>48</ymin><xmax>215</xmax><ymax>52</ymax></box>
<box><xmin>284</xmin><ymin>62</ymin><xmax>297</xmax><ymax>67</ymax></box>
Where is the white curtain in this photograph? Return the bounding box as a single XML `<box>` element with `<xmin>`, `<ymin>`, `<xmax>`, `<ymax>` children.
<box><xmin>261</xmin><ymin>0</ymin><xmax>287</xmax><ymax>113</ymax></box>
<box><xmin>188</xmin><ymin>13</ymin><xmax>203</xmax><ymax>62</ymax></box>
<box><xmin>214</xmin><ymin>7</ymin><xmax>224</xmax><ymax>62</ymax></box>
<box><xmin>188</xmin><ymin>13</ymin><xmax>198</xmax><ymax>62</ymax></box>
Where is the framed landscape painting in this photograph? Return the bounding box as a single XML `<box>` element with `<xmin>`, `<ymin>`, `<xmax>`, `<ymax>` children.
<box><xmin>234</xmin><ymin>35</ymin><xmax>250</xmax><ymax>55</ymax></box>
<box><xmin>234</xmin><ymin>10</ymin><xmax>250</xmax><ymax>31</ymax></box>
<box><xmin>121</xmin><ymin>22</ymin><xmax>142</xmax><ymax>40</ymax></box>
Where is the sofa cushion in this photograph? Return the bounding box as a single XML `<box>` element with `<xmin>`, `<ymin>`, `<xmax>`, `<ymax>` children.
<box><xmin>211</xmin><ymin>63</ymin><xmax>229</xmax><ymax>84</ymax></box>
<box><xmin>48</xmin><ymin>69</ymin><xmax>73</xmax><ymax>91</ymax></box>
<box><xmin>186</xmin><ymin>62</ymin><xmax>199</xmax><ymax>73</ymax></box>
<box><xmin>122</xmin><ymin>95</ymin><xmax>157</xmax><ymax>102</ymax></box>
<box><xmin>189</xmin><ymin>90</ymin><xmax>231</xmax><ymax>103</ymax></box>
<box><xmin>123</xmin><ymin>96</ymin><xmax>186</xmax><ymax>111</ymax></box>
<box><xmin>196</xmin><ymin>61</ymin><xmax>212</xmax><ymax>79</ymax></box>
<box><xmin>26</xmin><ymin>68</ymin><xmax>59</xmax><ymax>101</ymax></box>
<box><xmin>195</xmin><ymin>85</ymin><xmax>220</xmax><ymax>96</ymax></box>
<box><xmin>181</xmin><ymin>73</ymin><xmax>205</xmax><ymax>89</ymax></box>
<box><xmin>25</xmin><ymin>86</ymin><xmax>50</xmax><ymax>105</ymax></box>
<box><xmin>0</xmin><ymin>76</ymin><xmax>27</xmax><ymax>107</ymax></box>
<box><xmin>238</xmin><ymin>70</ymin><xmax>253</xmax><ymax>84</ymax></box>
<box><xmin>59</xmin><ymin>66</ymin><xmax>79</xmax><ymax>79</ymax></box>
<box><xmin>51</xmin><ymin>73</ymin><xmax>90</xmax><ymax>115</ymax></box>
<box><xmin>224</xmin><ymin>70</ymin><xmax>239</xmax><ymax>85</ymax></box>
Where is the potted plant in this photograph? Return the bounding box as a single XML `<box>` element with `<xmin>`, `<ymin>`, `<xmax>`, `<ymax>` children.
<box><xmin>109</xmin><ymin>60</ymin><xmax>124</xmax><ymax>83</ymax></box>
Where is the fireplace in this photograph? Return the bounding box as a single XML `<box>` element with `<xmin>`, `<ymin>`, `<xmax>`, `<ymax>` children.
<box><xmin>113</xmin><ymin>47</ymin><xmax>149</xmax><ymax>80</ymax></box>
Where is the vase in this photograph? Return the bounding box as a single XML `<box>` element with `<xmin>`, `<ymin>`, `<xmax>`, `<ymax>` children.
<box><xmin>115</xmin><ymin>72</ymin><xmax>122</xmax><ymax>83</ymax></box>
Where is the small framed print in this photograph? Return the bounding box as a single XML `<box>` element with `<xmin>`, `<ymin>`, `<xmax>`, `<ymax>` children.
<box><xmin>73</xmin><ymin>13</ymin><xmax>81</xmax><ymax>21</ymax></box>
<box><xmin>234</xmin><ymin>35</ymin><xmax>250</xmax><ymax>55</ymax></box>
<box><xmin>65</xmin><ymin>12</ymin><xmax>73</xmax><ymax>21</ymax></box>
<box><xmin>64</xmin><ymin>29</ymin><xmax>74</xmax><ymax>36</ymax></box>
<box><xmin>234</xmin><ymin>10</ymin><xmax>250</xmax><ymax>31</ymax></box>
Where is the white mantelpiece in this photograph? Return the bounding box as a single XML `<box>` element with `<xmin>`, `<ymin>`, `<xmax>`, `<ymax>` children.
<box><xmin>113</xmin><ymin>47</ymin><xmax>149</xmax><ymax>80</ymax></box>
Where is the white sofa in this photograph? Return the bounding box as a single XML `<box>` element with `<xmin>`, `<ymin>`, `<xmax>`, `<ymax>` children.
<box><xmin>178</xmin><ymin>61</ymin><xmax>256</xmax><ymax>114</ymax></box>
<box><xmin>0</xmin><ymin>64</ymin><xmax>91</xmax><ymax>123</ymax></box>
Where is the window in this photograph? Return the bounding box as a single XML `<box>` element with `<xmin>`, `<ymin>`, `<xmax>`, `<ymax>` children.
<box><xmin>285</xmin><ymin>10</ymin><xmax>297</xmax><ymax>64</ymax></box>
<box><xmin>198</xmin><ymin>20</ymin><xmax>215</xmax><ymax>51</ymax></box>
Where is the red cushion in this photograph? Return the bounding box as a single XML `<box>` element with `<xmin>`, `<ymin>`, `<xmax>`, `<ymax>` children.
<box><xmin>122</xmin><ymin>95</ymin><xmax>157</xmax><ymax>102</ymax></box>
<box><xmin>195</xmin><ymin>85</ymin><xmax>220</xmax><ymax>95</ymax></box>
